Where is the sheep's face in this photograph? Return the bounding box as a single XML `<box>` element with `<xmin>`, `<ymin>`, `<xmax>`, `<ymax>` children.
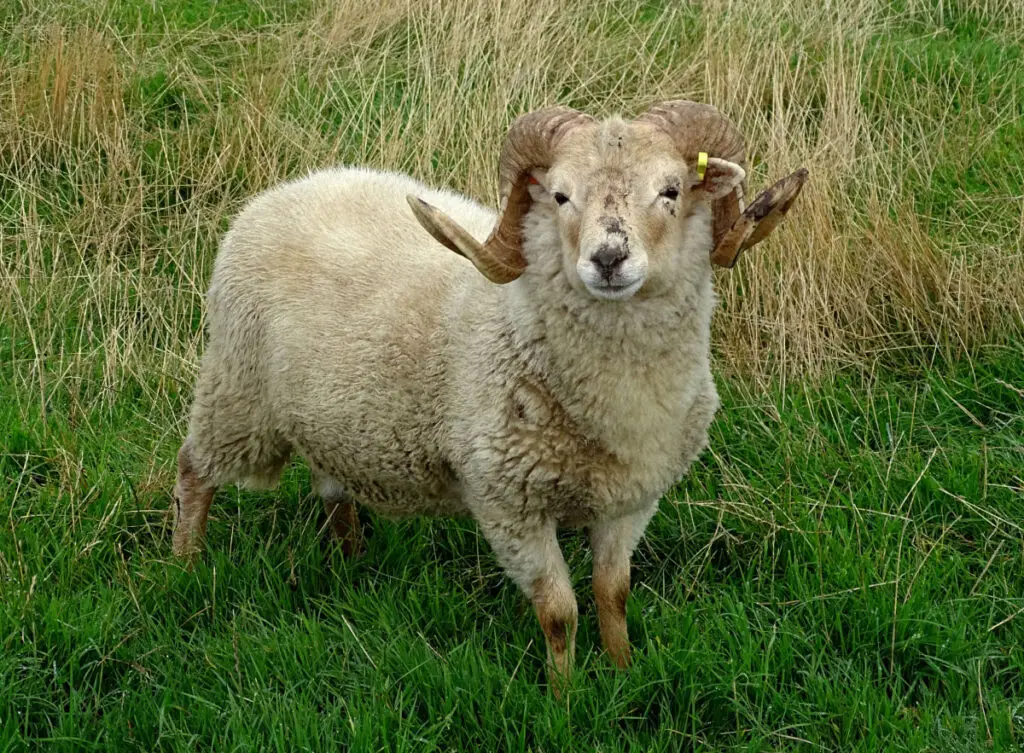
<box><xmin>527</xmin><ymin>119</ymin><xmax>745</xmax><ymax>302</ymax></box>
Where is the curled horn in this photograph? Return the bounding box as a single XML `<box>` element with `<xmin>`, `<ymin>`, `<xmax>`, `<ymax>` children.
<box><xmin>638</xmin><ymin>100</ymin><xmax>808</xmax><ymax>267</ymax></box>
<box><xmin>408</xmin><ymin>107</ymin><xmax>594</xmax><ymax>283</ymax></box>
<box><xmin>637</xmin><ymin>100</ymin><xmax>748</xmax><ymax>266</ymax></box>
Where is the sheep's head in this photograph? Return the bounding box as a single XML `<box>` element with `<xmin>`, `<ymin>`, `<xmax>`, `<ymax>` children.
<box><xmin>408</xmin><ymin>101</ymin><xmax>807</xmax><ymax>300</ymax></box>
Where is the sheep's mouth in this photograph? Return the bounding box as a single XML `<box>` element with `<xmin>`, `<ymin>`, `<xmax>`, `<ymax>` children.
<box><xmin>585</xmin><ymin>277</ymin><xmax>644</xmax><ymax>301</ymax></box>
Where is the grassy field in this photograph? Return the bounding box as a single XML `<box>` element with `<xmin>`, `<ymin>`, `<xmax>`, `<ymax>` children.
<box><xmin>2</xmin><ymin>0</ymin><xmax>1023</xmax><ymax>749</ymax></box>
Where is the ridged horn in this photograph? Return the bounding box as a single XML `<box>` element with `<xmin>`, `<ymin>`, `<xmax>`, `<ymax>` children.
<box><xmin>638</xmin><ymin>99</ymin><xmax>808</xmax><ymax>267</ymax></box>
<box><xmin>711</xmin><ymin>167</ymin><xmax>809</xmax><ymax>266</ymax></box>
<box><xmin>407</xmin><ymin>107</ymin><xmax>594</xmax><ymax>284</ymax></box>
<box><xmin>637</xmin><ymin>99</ymin><xmax>748</xmax><ymax>266</ymax></box>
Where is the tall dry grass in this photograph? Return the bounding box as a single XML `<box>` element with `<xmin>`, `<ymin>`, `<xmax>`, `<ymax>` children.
<box><xmin>1</xmin><ymin>0</ymin><xmax>1022</xmax><ymax>424</ymax></box>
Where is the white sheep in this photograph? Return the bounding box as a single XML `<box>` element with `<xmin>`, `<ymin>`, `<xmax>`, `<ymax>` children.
<box><xmin>172</xmin><ymin>100</ymin><xmax>807</xmax><ymax>690</ymax></box>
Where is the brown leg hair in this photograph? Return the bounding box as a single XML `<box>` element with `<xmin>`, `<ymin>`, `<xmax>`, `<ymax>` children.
<box><xmin>592</xmin><ymin>558</ymin><xmax>631</xmax><ymax>668</ymax></box>
<box><xmin>172</xmin><ymin>441</ymin><xmax>215</xmax><ymax>559</ymax></box>
<box><xmin>477</xmin><ymin>512</ymin><xmax>578</xmax><ymax>696</ymax></box>
<box><xmin>589</xmin><ymin>508</ymin><xmax>655</xmax><ymax>669</ymax></box>
<box><xmin>322</xmin><ymin>497</ymin><xmax>363</xmax><ymax>558</ymax></box>
<box><xmin>532</xmin><ymin>574</ymin><xmax>579</xmax><ymax>696</ymax></box>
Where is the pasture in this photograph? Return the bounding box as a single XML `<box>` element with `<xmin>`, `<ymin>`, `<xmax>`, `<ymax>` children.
<box><xmin>1</xmin><ymin>0</ymin><xmax>1023</xmax><ymax>749</ymax></box>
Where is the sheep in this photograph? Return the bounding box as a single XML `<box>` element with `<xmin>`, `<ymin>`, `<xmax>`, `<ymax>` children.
<box><xmin>172</xmin><ymin>100</ymin><xmax>807</xmax><ymax>690</ymax></box>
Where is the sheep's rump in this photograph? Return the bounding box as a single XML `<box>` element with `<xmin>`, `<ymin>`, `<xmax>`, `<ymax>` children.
<box><xmin>185</xmin><ymin>168</ymin><xmax>494</xmax><ymax>515</ymax></box>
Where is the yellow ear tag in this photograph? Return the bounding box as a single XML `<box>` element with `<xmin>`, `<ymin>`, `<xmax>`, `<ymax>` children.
<box><xmin>697</xmin><ymin>151</ymin><xmax>708</xmax><ymax>181</ymax></box>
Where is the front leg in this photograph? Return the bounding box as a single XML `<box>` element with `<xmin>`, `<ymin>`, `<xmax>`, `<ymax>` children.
<box><xmin>477</xmin><ymin>514</ymin><xmax>578</xmax><ymax>694</ymax></box>
<box><xmin>589</xmin><ymin>505</ymin><xmax>657</xmax><ymax>668</ymax></box>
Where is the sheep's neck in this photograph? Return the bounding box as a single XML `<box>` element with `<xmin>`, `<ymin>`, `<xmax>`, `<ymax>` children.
<box><xmin>502</xmin><ymin>277</ymin><xmax>716</xmax><ymax>461</ymax></box>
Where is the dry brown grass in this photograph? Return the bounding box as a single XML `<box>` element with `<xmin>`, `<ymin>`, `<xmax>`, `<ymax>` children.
<box><xmin>2</xmin><ymin>0</ymin><xmax>1023</xmax><ymax>420</ymax></box>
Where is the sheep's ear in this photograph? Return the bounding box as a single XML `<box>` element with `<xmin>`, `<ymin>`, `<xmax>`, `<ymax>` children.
<box><xmin>695</xmin><ymin>157</ymin><xmax>745</xmax><ymax>200</ymax></box>
<box><xmin>526</xmin><ymin>170</ymin><xmax>549</xmax><ymax>201</ymax></box>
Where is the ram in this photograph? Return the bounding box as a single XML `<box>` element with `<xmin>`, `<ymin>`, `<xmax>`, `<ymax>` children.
<box><xmin>172</xmin><ymin>100</ymin><xmax>806</xmax><ymax>689</ymax></box>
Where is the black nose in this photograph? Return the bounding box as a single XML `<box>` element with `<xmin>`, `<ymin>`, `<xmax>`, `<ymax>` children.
<box><xmin>592</xmin><ymin>244</ymin><xmax>627</xmax><ymax>279</ymax></box>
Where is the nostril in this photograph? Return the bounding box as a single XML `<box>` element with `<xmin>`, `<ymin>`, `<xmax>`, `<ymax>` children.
<box><xmin>592</xmin><ymin>244</ymin><xmax>627</xmax><ymax>276</ymax></box>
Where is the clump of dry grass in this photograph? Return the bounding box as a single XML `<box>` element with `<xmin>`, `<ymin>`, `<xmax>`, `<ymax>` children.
<box><xmin>1</xmin><ymin>0</ymin><xmax>1022</xmax><ymax>419</ymax></box>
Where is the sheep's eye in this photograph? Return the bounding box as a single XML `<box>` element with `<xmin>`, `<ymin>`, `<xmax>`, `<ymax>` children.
<box><xmin>660</xmin><ymin>187</ymin><xmax>679</xmax><ymax>201</ymax></box>
<box><xmin>553</xmin><ymin>192</ymin><xmax>570</xmax><ymax>206</ymax></box>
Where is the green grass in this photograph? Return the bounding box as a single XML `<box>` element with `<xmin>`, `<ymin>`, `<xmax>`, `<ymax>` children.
<box><xmin>862</xmin><ymin>29</ymin><xmax>1024</xmax><ymax>242</ymax></box>
<box><xmin>3</xmin><ymin>350</ymin><xmax>1022</xmax><ymax>750</ymax></box>
<box><xmin>2</xmin><ymin>0</ymin><xmax>1024</xmax><ymax>749</ymax></box>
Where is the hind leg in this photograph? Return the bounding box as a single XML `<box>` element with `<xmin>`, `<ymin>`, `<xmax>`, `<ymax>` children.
<box><xmin>172</xmin><ymin>440</ymin><xmax>216</xmax><ymax>559</ymax></box>
<box><xmin>318</xmin><ymin>479</ymin><xmax>362</xmax><ymax>558</ymax></box>
<box><xmin>322</xmin><ymin>498</ymin><xmax>362</xmax><ymax>558</ymax></box>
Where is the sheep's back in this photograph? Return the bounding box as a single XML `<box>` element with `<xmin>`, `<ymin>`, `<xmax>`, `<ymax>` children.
<box><xmin>200</xmin><ymin>167</ymin><xmax>495</xmax><ymax>512</ymax></box>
